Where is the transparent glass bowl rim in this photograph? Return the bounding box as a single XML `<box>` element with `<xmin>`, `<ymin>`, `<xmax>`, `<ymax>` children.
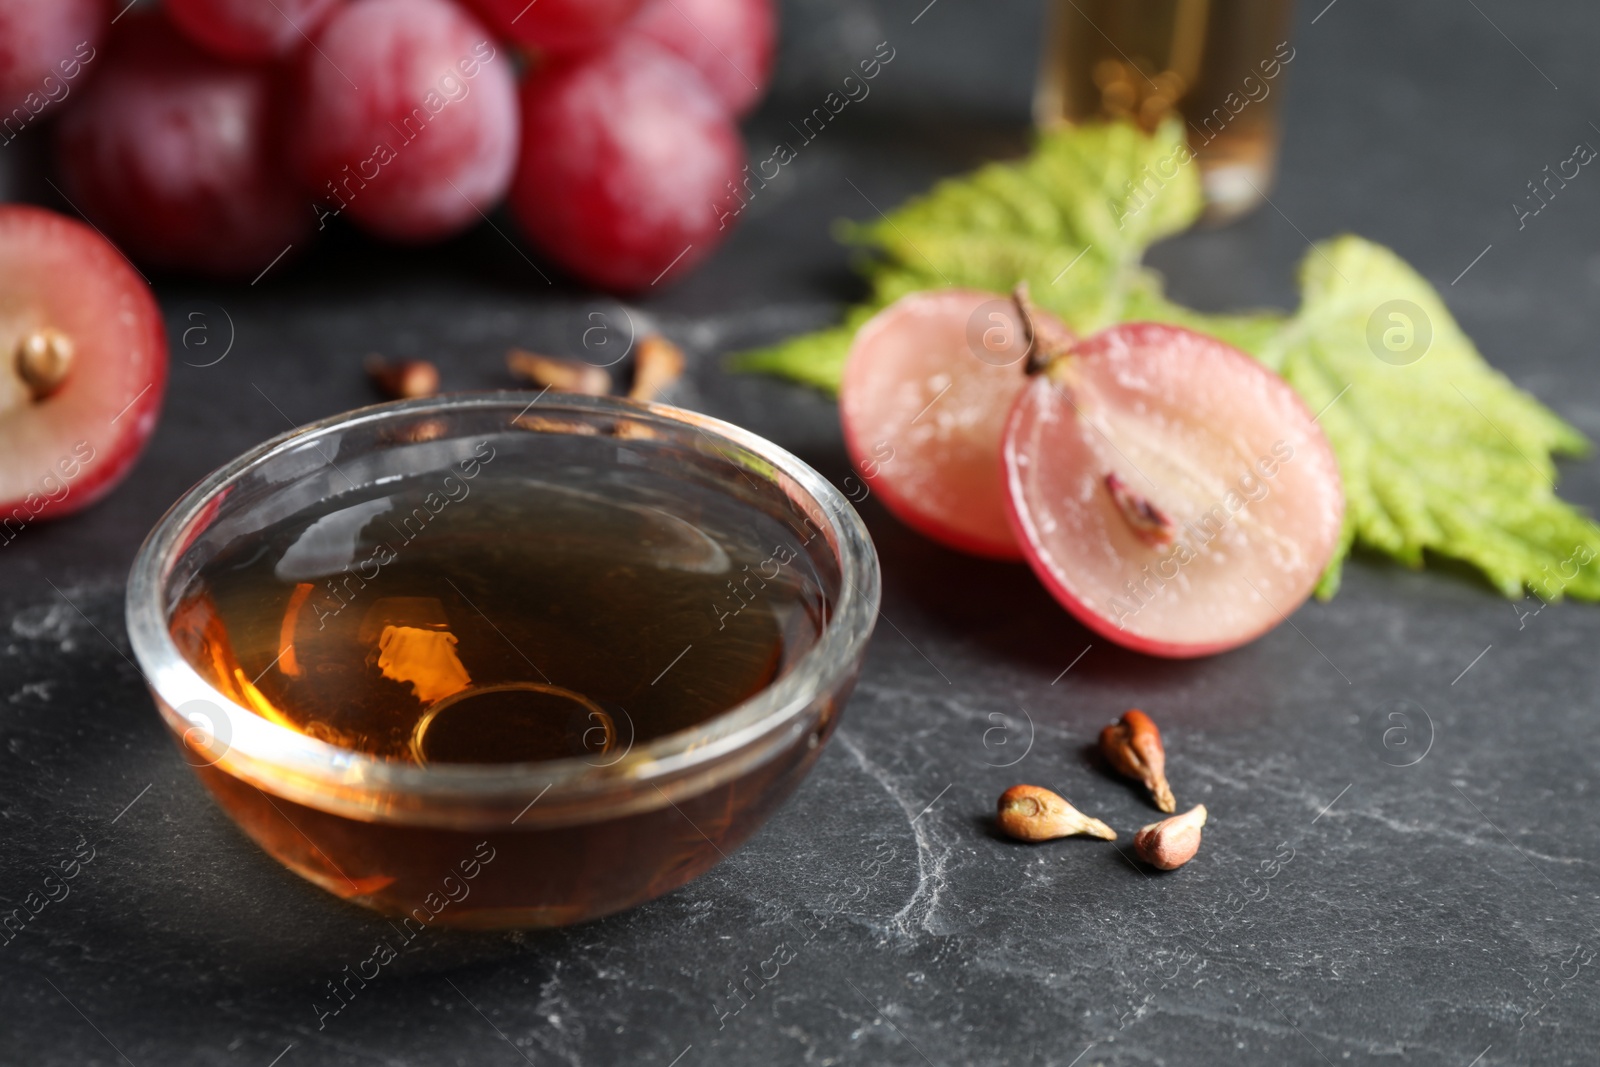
<box><xmin>125</xmin><ymin>392</ymin><xmax>881</xmax><ymax>804</ymax></box>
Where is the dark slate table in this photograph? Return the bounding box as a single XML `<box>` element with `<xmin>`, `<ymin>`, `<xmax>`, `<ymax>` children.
<box><xmin>4</xmin><ymin>1</ymin><xmax>1599</xmax><ymax>1063</ymax></box>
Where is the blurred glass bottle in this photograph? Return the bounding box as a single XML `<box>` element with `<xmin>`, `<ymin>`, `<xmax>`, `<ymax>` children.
<box><xmin>1035</xmin><ymin>0</ymin><xmax>1294</xmax><ymax>223</ymax></box>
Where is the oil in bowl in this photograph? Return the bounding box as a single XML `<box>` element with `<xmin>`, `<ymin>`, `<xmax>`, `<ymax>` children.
<box><xmin>127</xmin><ymin>395</ymin><xmax>879</xmax><ymax>928</ymax></box>
<box><xmin>171</xmin><ymin>475</ymin><xmax>827</xmax><ymax>766</ymax></box>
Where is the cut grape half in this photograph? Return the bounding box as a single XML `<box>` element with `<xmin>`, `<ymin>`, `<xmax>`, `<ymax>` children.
<box><xmin>841</xmin><ymin>289</ymin><xmax>1072</xmax><ymax>560</ymax></box>
<box><xmin>1002</xmin><ymin>322</ymin><xmax>1343</xmax><ymax>658</ymax></box>
<box><xmin>0</xmin><ymin>205</ymin><xmax>167</xmax><ymax>525</ymax></box>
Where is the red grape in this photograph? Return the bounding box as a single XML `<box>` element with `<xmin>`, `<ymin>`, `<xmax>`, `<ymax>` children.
<box><xmin>166</xmin><ymin>0</ymin><xmax>344</xmax><ymax>63</ymax></box>
<box><xmin>461</xmin><ymin>0</ymin><xmax>646</xmax><ymax>55</ymax></box>
<box><xmin>293</xmin><ymin>0</ymin><xmax>519</xmax><ymax>243</ymax></box>
<box><xmin>841</xmin><ymin>289</ymin><xmax>1072</xmax><ymax>560</ymax></box>
<box><xmin>0</xmin><ymin>204</ymin><xmax>167</xmax><ymax>525</ymax></box>
<box><xmin>54</xmin><ymin>15</ymin><xmax>311</xmax><ymax>277</ymax></box>
<box><xmin>1002</xmin><ymin>323</ymin><xmax>1344</xmax><ymax>658</ymax></box>
<box><xmin>630</xmin><ymin>0</ymin><xmax>775</xmax><ymax>116</ymax></box>
<box><xmin>0</xmin><ymin>0</ymin><xmax>107</xmax><ymax>132</ymax></box>
<box><xmin>510</xmin><ymin>37</ymin><xmax>744</xmax><ymax>291</ymax></box>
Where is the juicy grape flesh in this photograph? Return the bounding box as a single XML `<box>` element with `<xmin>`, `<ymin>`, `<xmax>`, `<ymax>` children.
<box><xmin>840</xmin><ymin>290</ymin><xmax>1059</xmax><ymax>559</ymax></box>
<box><xmin>1004</xmin><ymin>322</ymin><xmax>1344</xmax><ymax>657</ymax></box>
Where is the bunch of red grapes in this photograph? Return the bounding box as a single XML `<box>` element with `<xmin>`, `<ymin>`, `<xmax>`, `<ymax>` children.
<box><xmin>0</xmin><ymin>0</ymin><xmax>775</xmax><ymax>290</ymax></box>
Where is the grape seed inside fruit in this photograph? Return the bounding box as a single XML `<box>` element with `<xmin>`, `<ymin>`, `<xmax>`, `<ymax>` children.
<box><xmin>1003</xmin><ymin>322</ymin><xmax>1344</xmax><ymax>658</ymax></box>
<box><xmin>0</xmin><ymin>205</ymin><xmax>167</xmax><ymax>529</ymax></box>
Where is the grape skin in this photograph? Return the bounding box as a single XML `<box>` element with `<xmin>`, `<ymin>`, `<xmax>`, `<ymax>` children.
<box><xmin>166</xmin><ymin>0</ymin><xmax>344</xmax><ymax>63</ymax></box>
<box><xmin>293</xmin><ymin>0</ymin><xmax>519</xmax><ymax>243</ymax></box>
<box><xmin>629</xmin><ymin>0</ymin><xmax>775</xmax><ymax>116</ymax></box>
<box><xmin>0</xmin><ymin>0</ymin><xmax>107</xmax><ymax>132</ymax></box>
<box><xmin>54</xmin><ymin>16</ymin><xmax>311</xmax><ymax>276</ymax></box>
<box><xmin>460</xmin><ymin>0</ymin><xmax>646</xmax><ymax>55</ymax></box>
<box><xmin>510</xmin><ymin>37</ymin><xmax>745</xmax><ymax>291</ymax></box>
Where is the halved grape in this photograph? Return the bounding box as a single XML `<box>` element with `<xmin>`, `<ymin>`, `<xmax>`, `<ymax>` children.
<box><xmin>1002</xmin><ymin>322</ymin><xmax>1343</xmax><ymax>657</ymax></box>
<box><xmin>292</xmin><ymin>0</ymin><xmax>519</xmax><ymax>243</ymax></box>
<box><xmin>0</xmin><ymin>205</ymin><xmax>167</xmax><ymax>523</ymax></box>
<box><xmin>461</xmin><ymin>0</ymin><xmax>646</xmax><ymax>55</ymax></box>
<box><xmin>55</xmin><ymin>14</ymin><xmax>311</xmax><ymax>276</ymax></box>
<box><xmin>509</xmin><ymin>37</ymin><xmax>743</xmax><ymax>291</ymax></box>
<box><xmin>841</xmin><ymin>289</ymin><xmax>1072</xmax><ymax>560</ymax></box>
<box><xmin>166</xmin><ymin>0</ymin><xmax>343</xmax><ymax>62</ymax></box>
<box><xmin>629</xmin><ymin>0</ymin><xmax>775</xmax><ymax>116</ymax></box>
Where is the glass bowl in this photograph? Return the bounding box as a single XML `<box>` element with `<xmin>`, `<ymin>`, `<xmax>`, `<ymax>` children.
<box><xmin>126</xmin><ymin>393</ymin><xmax>880</xmax><ymax>928</ymax></box>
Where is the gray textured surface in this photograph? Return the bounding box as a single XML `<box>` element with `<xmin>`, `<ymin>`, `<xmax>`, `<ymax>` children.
<box><xmin>4</xmin><ymin>0</ymin><xmax>1600</xmax><ymax>1063</ymax></box>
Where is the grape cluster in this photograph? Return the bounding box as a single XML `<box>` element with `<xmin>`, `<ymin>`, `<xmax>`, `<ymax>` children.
<box><xmin>1</xmin><ymin>0</ymin><xmax>775</xmax><ymax>288</ymax></box>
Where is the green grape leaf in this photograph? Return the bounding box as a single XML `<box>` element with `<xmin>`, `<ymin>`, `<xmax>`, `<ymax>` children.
<box><xmin>1262</xmin><ymin>236</ymin><xmax>1598</xmax><ymax>600</ymax></box>
<box><xmin>731</xmin><ymin>316</ymin><xmax>860</xmax><ymax>394</ymax></box>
